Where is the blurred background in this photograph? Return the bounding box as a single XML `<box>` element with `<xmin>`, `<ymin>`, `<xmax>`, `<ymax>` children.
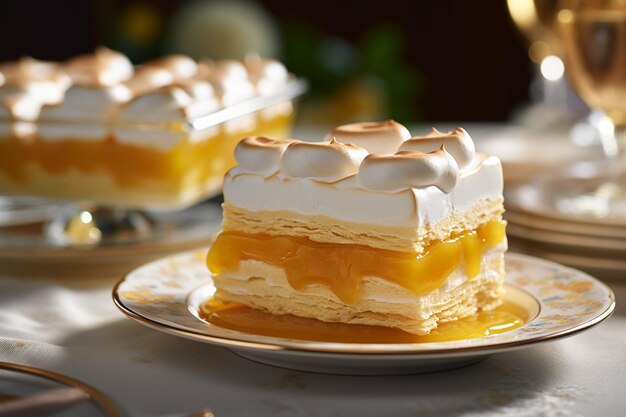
<box><xmin>0</xmin><ymin>0</ymin><xmax>538</xmax><ymax>125</ymax></box>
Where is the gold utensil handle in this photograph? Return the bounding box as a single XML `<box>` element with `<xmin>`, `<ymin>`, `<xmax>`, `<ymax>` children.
<box><xmin>0</xmin><ymin>362</ymin><xmax>121</xmax><ymax>417</ymax></box>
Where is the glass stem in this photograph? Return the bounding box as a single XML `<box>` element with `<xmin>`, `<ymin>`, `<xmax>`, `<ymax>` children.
<box><xmin>600</xmin><ymin>123</ymin><xmax>626</xmax><ymax>178</ymax></box>
<box><xmin>616</xmin><ymin>125</ymin><xmax>626</xmax><ymax>166</ymax></box>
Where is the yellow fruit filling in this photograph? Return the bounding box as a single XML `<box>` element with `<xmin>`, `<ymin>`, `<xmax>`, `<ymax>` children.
<box><xmin>208</xmin><ymin>219</ymin><xmax>507</xmax><ymax>305</ymax></box>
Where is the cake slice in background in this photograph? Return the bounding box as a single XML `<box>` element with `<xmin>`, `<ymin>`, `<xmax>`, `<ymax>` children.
<box><xmin>0</xmin><ymin>50</ymin><xmax>296</xmax><ymax>209</ymax></box>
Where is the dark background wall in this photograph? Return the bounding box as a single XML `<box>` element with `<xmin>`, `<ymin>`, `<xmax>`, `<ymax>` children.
<box><xmin>0</xmin><ymin>0</ymin><xmax>532</xmax><ymax>123</ymax></box>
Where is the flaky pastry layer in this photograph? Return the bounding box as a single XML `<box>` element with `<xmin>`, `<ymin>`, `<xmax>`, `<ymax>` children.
<box><xmin>222</xmin><ymin>198</ymin><xmax>504</xmax><ymax>253</ymax></box>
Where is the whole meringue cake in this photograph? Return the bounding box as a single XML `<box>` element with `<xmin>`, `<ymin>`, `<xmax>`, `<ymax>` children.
<box><xmin>207</xmin><ymin>121</ymin><xmax>506</xmax><ymax>335</ymax></box>
<box><xmin>0</xmin><ymin>48</ymin><xmax>294</xmax><ymax>209</ymax></box>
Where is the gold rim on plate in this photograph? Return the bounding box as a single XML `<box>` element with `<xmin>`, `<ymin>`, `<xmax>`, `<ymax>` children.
<box><xmin>112</xmin><ymin>250</ymin><xmax>616</xmax><ymax>356</ymax></box>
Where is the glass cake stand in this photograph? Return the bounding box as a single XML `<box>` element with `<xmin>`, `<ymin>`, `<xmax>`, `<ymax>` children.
<box><xmin>0</xmin><ymin>196</ymin><xmax>223</xmax><ymax>279</ymax></box>
<box><xmin>0</xmin><ymin>79</ymin><xmax>307</xmax><ymax>279</ymax></box>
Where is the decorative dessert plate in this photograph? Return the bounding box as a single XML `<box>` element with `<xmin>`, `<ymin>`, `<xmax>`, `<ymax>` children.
<box><xmin>113</xmin><ymin>250</ymin><xmax>615</xmax><ymax>375</ymax></box>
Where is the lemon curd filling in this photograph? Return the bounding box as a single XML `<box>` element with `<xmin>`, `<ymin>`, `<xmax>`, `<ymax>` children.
<box><xmin>207</xmin><ymin>219</ymin><xmax>507</xmax><ymax>305</ymax></box>
<box><xmin>0</xmin><ymin>113</ymin><xmax>292</xmax><ymax>196</ymax></box>
<box><xmin>198</xmin><ymin>297</ymin><xmax>525</xmax><ymax>343</ymax></box>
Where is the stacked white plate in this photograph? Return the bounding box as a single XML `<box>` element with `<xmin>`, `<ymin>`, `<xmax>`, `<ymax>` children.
<box><xmin>505</xmin><ymin>178</ymin><xmax>626</xmax><ymax>281</ymax></box>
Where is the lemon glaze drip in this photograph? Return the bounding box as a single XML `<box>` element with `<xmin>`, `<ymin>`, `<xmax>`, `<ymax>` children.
<box><xmin>207</xmin><ymin>219</ymin><xmax>506</xmax><ymax>305</ymax></box>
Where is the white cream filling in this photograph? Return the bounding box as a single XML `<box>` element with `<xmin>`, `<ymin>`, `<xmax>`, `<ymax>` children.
<box><xmin>112</xmin><ymin>125</ymin><xmax>222</xmax><ymax>151</ymax></box>
<box><xmin>224</xmin><ymin>153</ymin><xmax>503</xmax><ymax>229</ymax></box>
<box><xmin>37</xmin><ymin>123</ymin><xmax>108</xmax><ymax>141</ymax></box>
<box><xmin>38</xmin><ymin>85</ymin><xmax>131</xmax><ymax>122</ymax></box>
<box><xmin>110</xmin><ymin>127</ymin><xmax>183</xmax><ymax>150</ymax></box>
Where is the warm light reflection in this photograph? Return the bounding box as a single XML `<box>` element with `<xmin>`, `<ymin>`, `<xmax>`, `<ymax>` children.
<box><xmin>507</xmin><ymin>0</ymin><xmax>563</xmax><ymax>63</ymax></box>
<box><xmin>558</xmin><ymin>8</ymin><xmax>574</xmax><ymax>25</ymax></box>
<box><xmin>540</xmin><ymin>55</ymin><xmax>564</xmax><ymax>81</ymax></box>
<box><xmin>598</xmin><ymin>115</ymin><xmax>618</xmax><ymax>157</ymax></box>
<box><xmin>79</xmin><ymin>211</ymin><xmax>93</xmax><ymax>224</ymax></box>
<box><xmin>507</xmin><ymin>0</ymin><xmax>539</xmax><ymax>31</ymax></box>
<box><xmin>529</xmin><ymin>40</ymin><xmax>550</xmax><ymax>63</ymax></box>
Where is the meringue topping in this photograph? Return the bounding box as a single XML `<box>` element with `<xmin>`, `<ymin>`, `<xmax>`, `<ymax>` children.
<box><xmin>118</xmin><ymin>79</ymin><xmax>219</xmax><ymax>122</ymax></box>
<box><xmin>281</xmin><ymin>139</ymin><xmax>368</xmax><ymax>182</ymax></box>
<box><xmin>226</xmin><ymin>152</ymin><xmax>503</xmax><ymax>230</ymax></box>
<box><xmin>199</xmin><ymin>60</ymin><xmax>255</xmax><ymax>106</ymax></box>
<box><xmin>141</xmin><ymin>55</ymin><xmax>198</xmax><ymax>80</ymax></box>
<box><xmin>231</xmin><ymin>123</ymin><xmax>479</xmax><ymax>193</ymax></box>
<box><xmin>0</xmin><ymin>58</ymin><xmax>70</xmax><ymax>105</ymax></box>
<box><xmin>39</xmin><ymin>84</ymin><xmax>132</xmax><ymax>121</ymax></box>
<box><xmin>0</xmin><ymin>58</ymin><xmax>70</xmax><ymax>89</ymax></box>
<box><xmin>125</xmin><ymin>67</ymin><xmax>175</xmax><ymax>96</ymax></box>
<box><xmin>0</xmin><ymin>50</ymin><xmax>294</xmax><ymax>128</ymax></box>
<box><xmin>235</xmin><ymin>136</ymin><xmax>294</xmax><ymax>176</ymax></box>
<box><xmin>0</xmin><ymin>93</ymin><xmax>42</xmax><ymax>121</ymax></box>
<box><xmin>358</xmin><ymin>147</ymin><xmax>459</xmax><ymax>193</ymax></box>
<box><xmin>399</xmin><ymin>128</ymin><xmax>475</xmax><ymax>170</ymax></box>
<box><xmin>244</xmin><ymin>56</ymin><xmax>289</xmax><ymax>96</ymax></box>
<box><xmin>324</xmin><ymin>120</ymin><xmax>411</xmax><ymax>154</ymax></box>
<box><xmin>64</xmin><ymin>47</ymin><xmax>134</xmax><ymax>87</ymax></box>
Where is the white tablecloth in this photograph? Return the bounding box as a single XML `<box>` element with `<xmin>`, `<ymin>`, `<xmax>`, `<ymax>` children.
<box><xmin>0</xmin><ymin>271</ymin><xmax>624</xmax><ymax>417</ymax></box>
<box><xmin>1</xmin><ymin>125</ymin><xmax>624</xmax><ymax>416</ymax></box>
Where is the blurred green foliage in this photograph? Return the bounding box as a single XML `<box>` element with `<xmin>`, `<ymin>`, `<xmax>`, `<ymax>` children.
<box><xmin>97</xmin><ymin>0</ymin><xmax>422</xmax><ymax>123</ymax></box>
<box><xmin>284</xmin><ymin>21</ymin><xmax>422</xmax><ymax>123</ymax></box>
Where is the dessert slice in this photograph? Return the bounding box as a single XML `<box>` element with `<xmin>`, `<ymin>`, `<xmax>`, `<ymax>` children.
<box><xmin>207</xmin><ymin>121</ymin><xmax>506</xmax><ymax>335</ymax></box>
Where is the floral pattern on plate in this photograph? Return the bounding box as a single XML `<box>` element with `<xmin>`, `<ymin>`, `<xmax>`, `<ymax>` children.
<box><xmin>114</xmin><ymin>250</ymin><xmax>614</xmax><ymax>357</ymax></box>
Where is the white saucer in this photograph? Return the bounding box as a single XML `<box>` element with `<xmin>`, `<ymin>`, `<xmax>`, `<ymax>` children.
<box><xmin>113</xmin><ymin>250</ymin><xmax>615</xmax><ymax>375</ymax></box>
<box><xmin>506</xmin><ymin>175</ymin><xmax>626</xmax><ymax>228</ymax></box>
<box><xmin>505</xmin><ymin>206</ymin><xmax>626</xmax><ymax>240</ymax></box>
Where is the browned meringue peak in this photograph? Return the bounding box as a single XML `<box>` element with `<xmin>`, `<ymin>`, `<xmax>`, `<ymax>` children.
<box><xmin>0</xmin><ymin>57</ymin><xmax>70</xmax><ymax>87</ymax></box>
<box><xmin>0</xmin><ymin>57</ymin><xmax>70</xmax><ymax>105</ymax></box>
<box><xmin>39</xmin><ymin>49</ymin><xmax>133</xmax><ymax>121</ymax></box>
<box><xmin>399</xmin><ymin>127</ymin><xmax>475</xmax><ymax>170</ymax></box>
<box><xmin>196</xmin><ymin>59</ymin><xmax>255</xmax><ymax>106</ymax></box>
<box><xmin>281</xmin><ymin>138</ymin><xmax>368</xmax><ymax>182</ymax></box>
<box><xmin>172</xmin><ymin>78</ymin><xmax>216</xmax><ymax>100</ymax></box>
<box><xmin>324</xmin><ymin>120</ymin><xmax>411</xmax><ymax>154</ymax></box>
<box><xmin>124</xmin><ymin>67</ymin><xmax>175</xmax><ymax>96</ymax></box>
<box><xmin>243</xmin><ymin>55</ymin><xmax>288</xmax><ymax>95</ymax></box>
<box><xmin>168</xmin><ymin>78</ymin><xmax>220</xmax><ymax>119</ymax></box>
<box><xmin>194</xmin><ymin>60</ymin><xmax>213</xmax><ymax>79</ymax></box>
<box><xmin>235</xmin><ymin>136</ymin><xmax>296</xmax><ymax>176</ymax></box>
<box><xmin>358</xmin><ymin>146</ymin><xmax>460</xmax><ymax>193</ymax></box>
<box><xmin>64</xmin><ymin>47</ymin><xmax>134</xmax><ymax>87</ymax></box>
<box><xmin>0</xmin><ymin>93</ymin><xmax>42</xmax><ymax>121</ymax></box>
<box><xmin>118</xmin><ymin>78</ymin><xmax>219</xmax><ymax>122</ymax></box>
<box><xmin>139</xmin><ymin>54</ymin><xmax>198</xmax><ymax>80</ymax></box>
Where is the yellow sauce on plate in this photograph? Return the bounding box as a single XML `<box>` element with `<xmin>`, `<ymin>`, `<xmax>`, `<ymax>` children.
<box><xmin>198</xmin><ymin>298</ymin><xmax>526</xmax><ymax>344</ymax></box>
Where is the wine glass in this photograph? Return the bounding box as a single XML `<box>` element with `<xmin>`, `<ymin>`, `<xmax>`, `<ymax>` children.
<box><xmin>507</xmin><ymin>0</ymin><xmax>571</xmax><ymax>110</ymax></box>
<box><xmin>553</xmin><ymin>0</ymin><xmax>626</xmax><ymax>218</ymax></box>
<box><xmin>507</xmin><ymin>0</ymin><xmax>563</xmax><ymax>64</ymax></box>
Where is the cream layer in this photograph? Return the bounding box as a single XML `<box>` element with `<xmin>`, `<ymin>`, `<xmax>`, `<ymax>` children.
<box><xmin>224</xmin><ymin>153</ymin><xmax>503</xmax><ymax>232</ymax></box>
